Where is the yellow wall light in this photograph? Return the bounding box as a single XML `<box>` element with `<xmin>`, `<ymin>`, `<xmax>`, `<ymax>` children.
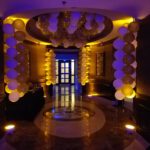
<box><xmin>4</xmin><ymin>124</ymin><xmax>15</xmax><ymax>131</ymax></box>
<box><xmin>125</xmin><ymin>124</ymin><xmax>136</xmax><ymax>130</ymax></box>
<box><xmin>113</xmin><ymin>17</ymin><xmax>134</xmax><ymax>27</ymax></box>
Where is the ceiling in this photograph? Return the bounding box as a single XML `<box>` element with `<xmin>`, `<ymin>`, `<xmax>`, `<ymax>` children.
<box><xmin>2</xmin><ymin>0</ymin><xmax>150</xmax><ymax>45</ymax></box>
<box><xmin>1</xmin><ymin>0</ymin><xmax>150</xmax><ymax>19</ymax></box>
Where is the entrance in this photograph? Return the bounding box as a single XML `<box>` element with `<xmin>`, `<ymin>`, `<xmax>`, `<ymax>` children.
<box><xmin>56</xmin><ymin>59</ymin><xmax>75</xmax><ymax>84</ymax></box>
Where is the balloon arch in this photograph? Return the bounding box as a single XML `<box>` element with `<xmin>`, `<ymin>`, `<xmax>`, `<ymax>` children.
<box><xmin>3</xmin><ymin>17</ymin><xmax>139</xmax><ymax>102</ymax></box>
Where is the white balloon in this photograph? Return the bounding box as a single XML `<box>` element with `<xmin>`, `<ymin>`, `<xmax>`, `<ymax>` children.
<box><xmin>8</xmin><ymin>80</ymin><xmax>18</xmax><ymax>90</ymax></box>
<box><xmin>6</xmin><ymin>69</ymin><xmax>18</xmax><ymax>79</ymax></box>
<box><xmin>132</xmin><ymin>40</ymin><xmax>137</xmax><ymax>48</ymax></box>
<box><xmin>48</xmin><ymin>25</ymin><xmax>57</xmax><ymax>33</ymax></box>
<box><xmin>51</xmin><ymin>39</ymin><xmax>59</xmax><ymax>47</ymax></box>
<box><xmin>95</xmin><ymin>15</ymin><xmax>104</xmax><ymax>23</ymax></box>
<box><xmin>118</xmin><ymin>27</ymin><xmax>128</xmax><ymax>36</ymax></box>
<box><xmin>131</xmin><ymin>81</ymin><xmax>136</xmax><ymax>88</ymax></box>
<box><xmin>6</xmin><ymin>59</ymin><xmax>18</xmax><ymax>69</ymax></box>
<box><xmin>114</xmin><ymin>50</ymin><xmax>125</xmax><ymax>61</ymax></box>
<box><xmin>6</xmin><ymin>48</ymin><xmax>17</xmax><ymax>57</ymax></box>
<box><xmin>114</xmin><ymin>70</ymin><xmax>124</xmax><ymax>79</ymax></box>
<box><xmin>6</xmin><ymin>37</ymin><xmax>17</xmax><ymax>47</ymax></box>
<box><xmin>49</xmin><ymin>14</ymin><xmax>58</xmax><ymax>24</ymax></box>
<box><xmin>113</xmin><ymin>38</ymin><xmax>125</xmax><ymax>50</ymax></box>
<box><xmin>75</xmin><ymin>42</ymin><xmax>84</xmax><ymax>48</ymax></box>
<box><xmin>131</xmin><ymin>72</ymin><xmax>136</xmax><ymax>78</ymax></box>
<box><xmin>67</xmin><ymin>25</ymin><xmax>77</xmax><ymax>34</ymax></box>
<box><xmin>71</xmin><ymin>12</ymin><xmax>81</xmax><ymax>21</ymax></box>
<box><xmin>86</xmin><ymin>14</ymin><xmax>94</xmax><ymax>21</ymax></box>
<box><xmin>9</xmin><ymin>91</ymin><xmax>20</xmax><ymax>102</ymax></box>
<box><xmin>97</xmin><ymin>23</ymin><xmax>105</xmax><ymax>32</ymax></box>
<box><xmin>113</xmin><ymin>79</ymin><xmax>124</xmax><ymax>89</ymax></box>
<box><xmin>112</xmin><ymin>60</ymin><xmax>124</xmax><ymax>70</ymax></box>
<box><xmin>36</xmin><ymin>22</ymin><xmax>41</xmax><ymax>29</ymax></box>
<box><xmin>3</xmin><ymin>24</ymin><xmax>14</xmax><ymax>34</ymax></box>
<box><xmin>85</xmin><ymin>22</ymin><xmax>92</xmax><ymax>30</ymax></box>
<box><xmin>115</xmin><ymin>90</ymin><xmax>125</xmax><ymax>100</ymax></box>
<box><xmin>63</xmin><ymin>41</ymin><xmax>70</xmax><ymax>48</ymax></box>
<box><xmin>132</xmin><ymin>51</ymin><xmax>136</xmax><ymax>56</ymax></box>
<box><xmin>131</xmin><ymin>61</ymin><xmax>137</xmax><ymax>68</ymax></box>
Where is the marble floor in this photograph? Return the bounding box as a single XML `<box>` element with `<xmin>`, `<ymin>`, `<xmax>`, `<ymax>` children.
<box><xmin>0</xmin><ymin>85</ymin><xmax>149</xmax><ymax>150</ymax></box>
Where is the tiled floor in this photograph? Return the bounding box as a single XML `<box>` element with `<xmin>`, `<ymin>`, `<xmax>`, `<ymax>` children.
<box><xmin>0</xmin><ymin>85</ymin><xmax>149</xmax><ymax>150</ymax></box>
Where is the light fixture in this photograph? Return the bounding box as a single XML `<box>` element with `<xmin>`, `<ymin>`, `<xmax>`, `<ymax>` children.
<box><xmin>4</xmin><ymin>124</ymin><xmax>15</xmax><ymax>131</ymax></box>
<box><xmin>35</xmin><ymin>11</ymin><xmax>106</xmax><ymax>48</ymax></box>
<box><xmin>125</xmin><ymin>124</ymin><xmax>136</xmax><ymax>134</ymax></box>
<box><xmin>125</xmin><ymin>124</ymin><xmax>135</xmax><ymax>130</ymax></box>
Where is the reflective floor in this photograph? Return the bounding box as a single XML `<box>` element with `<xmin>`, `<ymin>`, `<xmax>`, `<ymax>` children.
<box><xmin>0</xmin><ymin>85</ymin><xmax>149</xmax><ymax>150</ymax></box>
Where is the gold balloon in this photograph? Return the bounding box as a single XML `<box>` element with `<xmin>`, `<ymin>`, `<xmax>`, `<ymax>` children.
<box><xmin>4</xmin><ymin>19</ymin><xmax>14</xmax><ymax>24</ymax></box>
<box><xmin>4</xmin><ymin>75</ymin><xmax>10</xmax><ymax>83</ymax></box>
<box><xmin>128</xmin><ymin>22</ymin><xmax>139</xmax><ymax>33</ymax></box>
<box><xmin>123</xmin><ymin>33</ymin><xmax>135</xmax><ymax>43</ymax></box>
<box><xmin>45</xmin><ymin>52</ymin><xmax>50</xmax><ymax>56</ymax></box>
<box><xmin>15</xmin><ymin>54</ymin><xmax>26</xmax><ymax>62</ymax></box>
<box><xmin>16</xmin><ymin>43</ymin><xmax>26</xmax><ymax>53</ymax></box>
<box><xmin>46</xmin><ymin>81</ymin><xmax>51</xmax><ymax>85</ymax></box>
<box><xmin>5</xmin><ymin>85</ymin><xmax>12</xmax><ymax>93</ymax></box>
<box><xmin>121</xmin><ymin>85</ymin><xmax>133</xmax><ymax>97</ymax></box>
<box><xmin>17</xmin><ymin>75</ymin><xmax>27</xmax><ymax>83</ymax></box>
<box><xmin>126</xmin><ymin>90</ymin><xmax>136</xmax><ymax>98</ymax></box>
<box><xmin>5</xmin><ymin>85</ymin><xmax>17</xmax><ymax>93</ymax></box>
<box><xmin>14</xmin><ymin>31</ymin><xmax>26</xmax><ymax>41</ymax></box>
<box><xmin>17</xmin><ymin>83</ymin><xmax>28</xmax><ymax>93</ymax></box>
<box><xmin>123</xmin><ymin>54</ymin><xmax>135</xmax><ymax>65</ymax></box>
<box><xmin>19</xmin><ymin>92</ymin><xmax>25</xmax><ymax>97</ymax></box>
<box><xmin>13</xmin><ymin>19</ymin><xmax>25</xmax><ymax>30</ymax></box>
<box><xmin>122</xmin><ymin>75</ymin><xmax>134</xmax><ymax>84</ymax></box>
<box><xmin>123</xmin><ymin>65</ymin><xmax>135</xmax><ymax>74</ymax></box>
<box><xmin>46</xmin><ymin>76</ymin><xmax>51</xmax><ymax>80</ymax></box>
<box><xmin>123</xmin><ymin>43</ymin><xmax>135</xmax><ymax>54</ymax></box>
<box><xmin>45</xmin><ymin>58</ymin><xmax>50</xmax><ymax>61</ymax></box>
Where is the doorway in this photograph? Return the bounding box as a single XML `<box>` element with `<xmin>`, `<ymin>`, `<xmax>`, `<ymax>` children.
<box><xmin>56</xmin><ymin>59</ymin><xmax>75</xmax><ymax>84</ymax></box>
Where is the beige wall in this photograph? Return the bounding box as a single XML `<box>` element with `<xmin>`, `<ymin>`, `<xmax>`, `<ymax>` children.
<box><xmin>89</xmin><ymin>44</ymin><xmax>114</xmax><ymax>82</ymax></box>
<box><xmin>103</xmin><ymin>44</ymin><xmax>114</xmax><ymax>82</ymax></box>
<box><xmin>86</xmin><ymin>43</ymin><xmax>114</xmax><ymax>94</ymax></box>
<box><xmin>89</xmin><ymin>50</ymin><xmax>97</xmax><ymax>78</ymax></box>
<box><xmin>26</xmin><ymin>43</ymin><xmax>46</xmax><ymax>82</ymax></box>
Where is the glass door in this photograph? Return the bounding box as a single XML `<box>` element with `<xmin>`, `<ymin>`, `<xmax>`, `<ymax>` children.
<box><xmin>59</xmin><ymin>60</ymin><xmax>71</xmax><ymax>84</ymax></box>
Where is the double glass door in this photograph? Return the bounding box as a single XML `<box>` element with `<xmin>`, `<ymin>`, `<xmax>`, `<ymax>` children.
<box><xmin>59</xmin><ymin>60</ymin><xmax>71</xmax><ymax>84</ymax></box>
<box><xmin>56</xmin><ymin>59</ymin><xmax>75</xmax><ymax>84</ymax></box>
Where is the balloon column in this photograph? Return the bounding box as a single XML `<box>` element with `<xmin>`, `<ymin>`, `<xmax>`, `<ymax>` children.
<box><xmin>4</xmin><ymin>18</ymin><xmax>29</xmax><ymax>102</ymax></box>
<box><xmin>44</xmin><ymin>50</ymin><xmax>56</xmax><ymax>85</ymax></box>
<box><xmin>78</xmin><ymin>46</ymin><xmax>91</xmax><ymax>85</ymax></box>
<box><xmin>113</xmin><ymin>22</ymin><xmax>139</xmax><ymax>100</ymax></box>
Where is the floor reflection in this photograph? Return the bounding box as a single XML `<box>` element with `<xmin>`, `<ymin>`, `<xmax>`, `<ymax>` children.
<box><xmin>54</xmin><ymin>85</ymin><xmax>76</xmax><ymax>111</ymax></box>
<box><xmin>45</xmin><ymin>85</ymin><xmax>90</xmax><ymax>121</ymax></box>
